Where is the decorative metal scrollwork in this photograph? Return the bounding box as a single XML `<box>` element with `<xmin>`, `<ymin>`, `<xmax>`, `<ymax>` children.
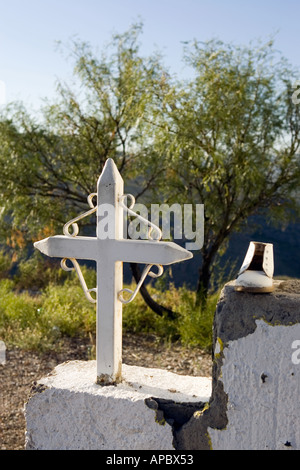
<box><xmin>61</xmin><ymin>257</ymin><xmax>97</xmax><ymax>304</ymax></box>
<box><xmin>62</xmin><ymin>193</ymin><xmax>97</xmax><ymax>304</ymax></box>
<box><xmin>119</xmin><ymin>194</ymin><xmax>162</xmax><ymax>241</ymax></box>
<box><xmin>118</xmin><ymin>263</ymin><xmax>163</xmax><ymax>304</ymax></box>
<box><xmin>118</xmin><ymin>194</ymin><xmax>164</xmax><ymax>304</ymax></box>
<box><xmin>63</xmin><ymin>193</ymin><xmax>97</xmax><ymax>237</ymax></box>
<box><xmin>61</xmin><ymin>191</ymin><xmax>164</xmax><ymax>306</ymax></box>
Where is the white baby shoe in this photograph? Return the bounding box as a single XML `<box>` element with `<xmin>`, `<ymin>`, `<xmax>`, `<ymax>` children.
<box><xmin>235</xmin><ymin>241</ymin><xmax>274</xmax><ymax>293</ymax></box>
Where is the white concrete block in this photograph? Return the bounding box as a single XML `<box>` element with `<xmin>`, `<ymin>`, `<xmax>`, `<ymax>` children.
<box><xmin>208</xmin><ymin>320</ymin><xmax>300</xmax><ymax>450</ymax></box>
<box><xmin>24</xmin><ymin>361</ymin><xmax>211</xmax><ymax>450</ymax></box>
<box><xmin>175</xmin><ymin>280</ymin><xmax>300</xmax><ymax>450</ymax></box>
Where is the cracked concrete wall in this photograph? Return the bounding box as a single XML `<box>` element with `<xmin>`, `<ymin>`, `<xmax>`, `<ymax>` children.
<box><xmin>175</xmin><ymin>279</ymin><xmax>300</xmax><ymax>450</ymax></box>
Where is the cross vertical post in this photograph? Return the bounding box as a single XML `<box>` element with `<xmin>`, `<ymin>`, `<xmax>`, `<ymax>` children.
<box><xmin>96</xmin><ymin>159</ymin><xmax>124</xmax><ymax>384</ymax></box>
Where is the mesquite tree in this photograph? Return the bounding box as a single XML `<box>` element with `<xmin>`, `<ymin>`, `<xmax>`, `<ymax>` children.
<box><xmin>149</xmin><ymin>38</ymin><xmax>300</xmax><ymax>303</ymax></box>
<box><xmin>0</xmin><ymin>27</ymin><xmax>299</xmax><ymax>311</ymax></box>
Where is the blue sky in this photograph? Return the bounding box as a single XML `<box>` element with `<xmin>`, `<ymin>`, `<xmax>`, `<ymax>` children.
<box><xmin>0</xmin><ymin>0</ymin><xmax>299</xmax><ymax>110</ymax></box>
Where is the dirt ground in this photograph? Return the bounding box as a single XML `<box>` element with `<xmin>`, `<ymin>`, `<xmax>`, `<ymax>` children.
<box><xmin>0</xmin><ymin>333</ymin><xmax>212</xmax><ymax>450</ymax></box>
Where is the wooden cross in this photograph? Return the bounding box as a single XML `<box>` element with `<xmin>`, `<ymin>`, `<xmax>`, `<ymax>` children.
<box><xmin>34</xmin><ymin>159</ymin><xmax>193</xmax><ymax>384</ymax></box>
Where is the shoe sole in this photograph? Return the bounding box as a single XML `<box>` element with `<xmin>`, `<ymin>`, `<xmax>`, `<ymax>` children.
<box><xmin>234</xmin><ymin>285</ymin><xmax>274</xmax><ymax>293</ymax></box>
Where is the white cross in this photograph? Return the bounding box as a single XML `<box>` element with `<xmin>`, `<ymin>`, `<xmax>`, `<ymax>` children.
<box><xmin>34</xmin><ymin>159</ymin><xmax>193</xmax><ymax>384</ymax></box>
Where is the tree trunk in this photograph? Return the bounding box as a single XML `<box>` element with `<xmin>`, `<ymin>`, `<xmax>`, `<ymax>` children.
<box><xmin>195</xmin><ymin>256</ymin><xmax>212</xmax><ymax>307</ymax></box>
<box><xmin>195</xmin><ymin>242</ymin><xmax>221</xmax><ymax>307</ymax></box>
<box><xmin>129</xmin><ymin>263</ymin><xmax>178</xmax><ymax>320</ymax></box>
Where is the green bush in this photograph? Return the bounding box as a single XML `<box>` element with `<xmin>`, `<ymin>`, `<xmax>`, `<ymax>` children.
<box><xmin>0</xmin><ymin>279</ymin><xmax>46</xmax><ymax>350</ymax></box>
<box><xmin>13</xmin><ymin>251</ymin><xmax>69</xmax><ymax>291</ymax></box>
<box><xmin>123</xmin><ymin>282</ymin><xmax>218</xmax><ymax>351</ymax></box>
<box><xmin>0</xmin><ymin>267</ymin><xmax>217</xmax><ymax>352</ymax></box>
<box><xmin>0</xmin><ymin>269</ymin><xmax>96</xmax><ymax>351</ymax></box>
<box><xmin>175</xmin><ymin>287</ymin><xmax>218</xmax><ymax>350</ymax></box>
<box><xmin>41</xmin><ymin>280</ymin><xmax>96</xmax><ymax>338</ymax></box>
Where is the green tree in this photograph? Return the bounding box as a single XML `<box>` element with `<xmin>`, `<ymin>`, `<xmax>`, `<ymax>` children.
<box><xmin>0</xmin><ymin>24</ymin><xmax>163</xmax><ymax>236</ymax></box>
<box><xmin>149</xmin><ymin>39</ymin><xmax>300</xmax><ymax>303</ymax></box>
<box><xmin>0</xmin><ymin>28</ymin><xmax>299</xmax><ymax>314</ymax></box>
<box><xmin>0</xmin><ymin>24</ymin><xmax>175</xmax><ymax>317</ymax></box>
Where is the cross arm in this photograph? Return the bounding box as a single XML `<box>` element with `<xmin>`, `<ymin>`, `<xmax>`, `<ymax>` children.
<box><xmin>34</xmin><ymin>235</ymin><xmax>97</xmax><ymax>261</ymax></box>
<box><xmin>34</xmin><ymin>236</ymin><xmax>193</xmax><ymax>267</ymax></box>
<box><xmin>110</xmin><ymin>239</ymin><xmax>193</xmax><ymax>265</ymax></box>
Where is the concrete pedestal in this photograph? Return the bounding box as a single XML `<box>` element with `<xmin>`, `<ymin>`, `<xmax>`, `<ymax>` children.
<box><xmin>176</xmin><ymin>279</ymin><xmax>300</xmax><ymax>450</ymax></box>
<box><xmin>24</xmin><ymin>361</ymin><xmax>211</xmax><ymax>450</ymax></box>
